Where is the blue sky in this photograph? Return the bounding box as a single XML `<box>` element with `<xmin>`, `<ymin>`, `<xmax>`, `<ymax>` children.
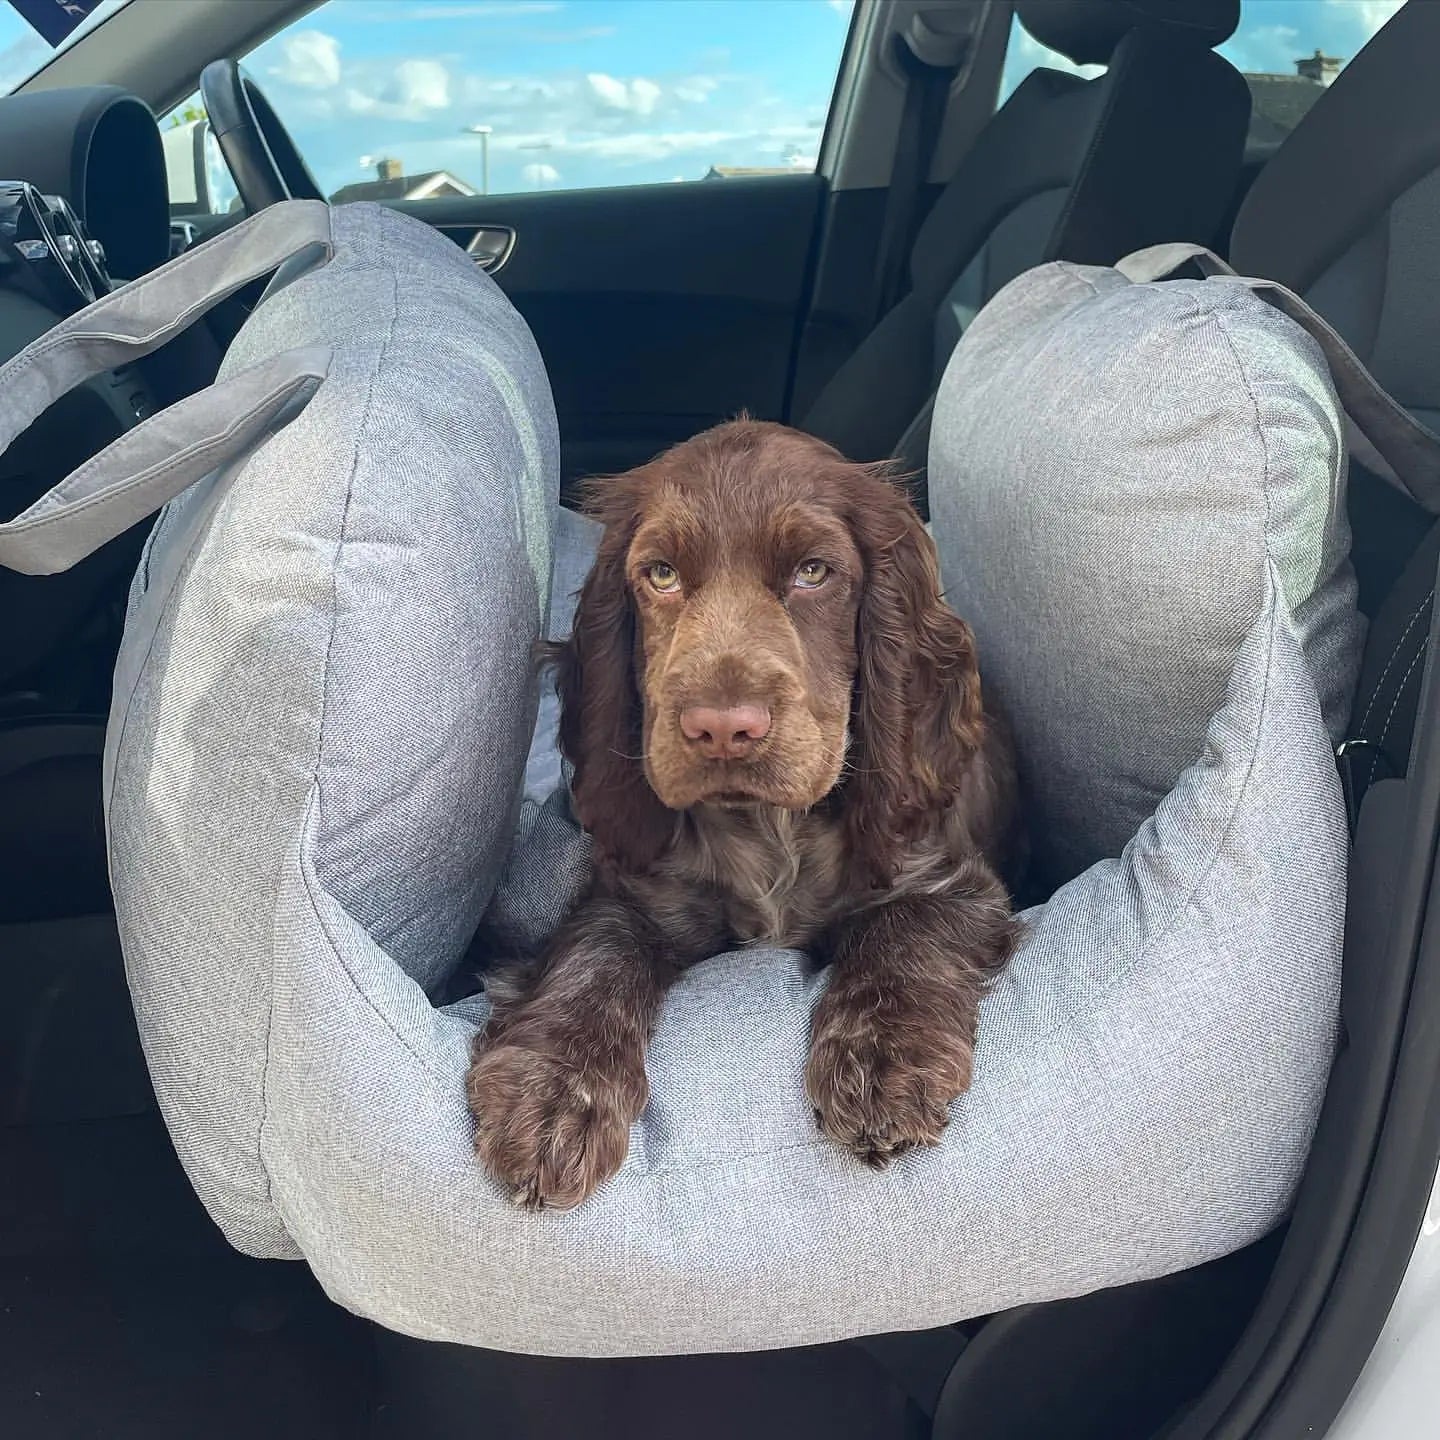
<box><xmin>0</xmin><ymin>1</ymin><xmax>1414</xmax><ymax>199</ymax></box>
<box><xmin>233</xmin><ymin>0</ymin><xmax>856</xmax><ymax>196</ymax></box>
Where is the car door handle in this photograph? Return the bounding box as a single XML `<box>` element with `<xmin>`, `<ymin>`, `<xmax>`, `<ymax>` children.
<box><xmin>441</xmin><ymin>224</ymin><xmax>515</xmax><ymax>275</ymax></box>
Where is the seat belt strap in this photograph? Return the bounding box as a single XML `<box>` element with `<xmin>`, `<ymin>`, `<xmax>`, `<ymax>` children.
<box><xmin>872</xmin><ymin>26</ymin><xmax>964</xmax><ymax>325</ymax></box>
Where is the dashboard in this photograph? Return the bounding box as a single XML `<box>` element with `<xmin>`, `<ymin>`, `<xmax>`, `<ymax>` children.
<box><xmin>0</xmin><ymin>85</ymin><xmax>168</xmax><ymax>285</ymax></box>
<box><xmin>0</xmin><ymin>181</ymin><xmax>118</xmax><ymax>327</ymax></box>
<box><xmin>0</xmin><ymin>84</ymin><xmax>196</xmax><ymax>699</ymax></box>
<box><xmin>0</xmin><ymin>83</ymin><xmax>183</xmax><ymax>434</ymax></box>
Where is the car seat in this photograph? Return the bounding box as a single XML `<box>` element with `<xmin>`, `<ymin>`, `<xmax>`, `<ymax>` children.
<box><xmin>801</xmin><ymin>0</ymin><xmax>1249</xmax><ymax>479</ymax></box>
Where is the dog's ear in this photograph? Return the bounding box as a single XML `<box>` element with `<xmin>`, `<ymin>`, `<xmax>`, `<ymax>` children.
<box><xmin>552</xmin><ymin>484</ymin><xmax>674</xmax><ymax>874</ymax></box>
<box><xmin>842</xmin><ymin>469</ymin><xmax>985</xmax><ymax>887</ymax></box>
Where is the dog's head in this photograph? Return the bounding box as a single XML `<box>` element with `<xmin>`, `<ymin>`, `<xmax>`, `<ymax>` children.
<box><xmin>554</xmin><ymin>420</ymin><xmax>985</xmax><ymax>880</ymax></box>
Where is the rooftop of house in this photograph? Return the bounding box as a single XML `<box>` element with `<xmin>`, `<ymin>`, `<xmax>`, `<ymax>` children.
<box><xmin>329</xmin><ymin>161</ymin><xmax>476</xmax><ymax>206</ymax></box>
<box><xmin>1243</xmin><ymin>72</ymin><xmax>1327</xmax><ymax>145</ymax></box>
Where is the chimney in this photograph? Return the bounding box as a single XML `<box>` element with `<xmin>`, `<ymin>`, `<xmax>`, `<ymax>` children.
<box><xmin>376</xmin><ymin>157</ymin><xmax>403</xmax><ymax>181</ymax></box>
<box><xmin>1295</xmin><ymin>49</ymin><xmax>1343</xmax><ymax>85</ymax></box>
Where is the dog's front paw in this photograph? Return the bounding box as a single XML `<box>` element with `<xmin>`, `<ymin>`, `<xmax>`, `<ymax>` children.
<box><xmin>466</xmin><ymin>1039</ymin><xmax>645</xmax><ymax>1210</ymax></box>
<box><xmin>805</xmin><ymin>988</ymin><xmax>973</xmax><ymax>1167</ymax></box>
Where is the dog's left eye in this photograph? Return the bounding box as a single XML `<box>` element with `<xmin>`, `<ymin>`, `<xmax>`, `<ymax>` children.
<box><xmin>646</xmin><ymin>561</ymin><xmax>682</xmax><ymax>593</ymax></box>
<box><xmin>793</xmin><ymin>559</ymin><xmax>831</xmax><ymax>589</ymax></box>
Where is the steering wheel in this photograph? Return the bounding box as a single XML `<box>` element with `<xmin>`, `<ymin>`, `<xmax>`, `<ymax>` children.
<box><xmin>199</xmin><ymin>59</ymin><xmax>325</xmax><ymax>212</ymax></box>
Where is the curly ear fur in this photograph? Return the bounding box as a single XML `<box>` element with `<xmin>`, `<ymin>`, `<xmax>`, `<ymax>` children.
<box><xmin>842</xmin><ymin>469</ymin><xmax>986</xmax><ymax>887</ymax></box>
<box><xmin>549</xmin><ymin>482</ymin><xmax>674</xmax><ymax>875</ymax></box>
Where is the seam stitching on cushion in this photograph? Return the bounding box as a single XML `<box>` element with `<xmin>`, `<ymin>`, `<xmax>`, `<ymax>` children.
<box><xmin>1153</xmin><ymin>592</ymin><xmax>1280</xmax><ymax>953</ymax></box>
<box><xmin>286</xmin><ymin>259</ymin><xmax>452</xmax><ymax>1084</ymax></box>
<box><xmin>1155</xmin><ymin>300</ymin><xmax>1280</xmax><ymax>922</ymax></box>
<box><xmin>979</xmin><ymin>591</ymin><xmax>1284</xmax><ymax>1070</ymax></box>
<box><xmin>1054</xmin><ymin>260</ymin><xmax>1105</xmax><ymax>298</ymax></box>
<box><xmin>1209</xmin><ymin>303</ymin><xmax>1277</xmax><ymax>603</ymax></box>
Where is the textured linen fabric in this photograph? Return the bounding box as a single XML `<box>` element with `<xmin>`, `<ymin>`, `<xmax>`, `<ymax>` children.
<box><xmin>931</xmin><ymin>260</ymin><xmax>1364</xmax><ymax>887</ymax></box>
<box><xmin>105</xmin><ymin>202</ymin><xmax>558</xmax><ymax>1258</ymax></box>
<box><xmin>97</xmin><ymin>210</ymin><xmax>1347</xmax><ymax>1354</ymax></box>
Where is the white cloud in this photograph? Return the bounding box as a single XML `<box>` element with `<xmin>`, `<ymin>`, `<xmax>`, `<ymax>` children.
<box><xmin>1330</xmin><ymin>0</ymin><xmax>1405</xmax><ymax>39</ymax></box>
<box><xmin>252</xmin><ymin>25</ymin><xmax>845</xmax><ymax>191</ymax></box>
<box><xmin>351</xmin><ymin>2</ymin><xmax>564</xmax><ymax>18</ymax></box>
<box><xmin>413</xmin><ymin>2</ymin><xmax>561</xmax><ymax>15</ymax></box>
<box><xmin>394</xmin><ymin>58</ymin><xmax>451</xmax><ymax>109</ymax></box>
<box><xmin>674</xmin><ymin>75</ymin><xmax>720</xmax><ymax>104</ymax></box>
<box><xmin>346</xmin><ymin>58</ymin><xmax>452</xmax><ymax>121</ymax></box>
<box><xmin>1221</xmin><ymin>23</ymin><xmax>1300</xmax><ymax>74</ymax></box>
<box><xmin>586</xmin><ymin>73</ymin><xmax>663</xmax><ymax>115</ymax></box>
<box><xmin>529</xmin><ymin>26</ymin><xmax>618</xmax><ymax>44</ymax></box>
<box><xmin>270</xmin><ymin>31</ymin><xmax>342</xmax><ymax>90</ymax></box>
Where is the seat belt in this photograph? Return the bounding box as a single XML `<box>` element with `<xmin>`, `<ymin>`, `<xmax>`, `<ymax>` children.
<box><xmin>871</xmin><ymin>17</ymin><xmax>968</xmax><ymax>325</ymax></box>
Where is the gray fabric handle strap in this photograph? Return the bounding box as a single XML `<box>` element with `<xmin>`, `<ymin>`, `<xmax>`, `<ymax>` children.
<box><xmin>0</xmin><ymin>199</ymin><xmax>334</xmax><ymax>575</ymax></box>
<box><xmin>1117</xmin><ymin>242</ymin><xmax>1440</xmax><ymax>514</ymax></box>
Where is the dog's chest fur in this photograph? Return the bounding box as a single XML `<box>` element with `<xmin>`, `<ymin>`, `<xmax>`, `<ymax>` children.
<box><xmin>672</xmin><ymin>806</ymin><xmax>846</xmax><ymax>948</ymax></box>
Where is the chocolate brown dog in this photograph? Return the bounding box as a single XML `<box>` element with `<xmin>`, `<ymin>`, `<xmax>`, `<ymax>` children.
<box><xmin>467</xmin><ymin>419</ymin><xmax>1023</xmax><ymax>1209</ymax></box>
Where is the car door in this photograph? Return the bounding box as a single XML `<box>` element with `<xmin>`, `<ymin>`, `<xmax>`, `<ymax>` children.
<box><xmin>165</xmin><ymin>0</ymin><xmax>860</xmax><ymax>493</ymax></box>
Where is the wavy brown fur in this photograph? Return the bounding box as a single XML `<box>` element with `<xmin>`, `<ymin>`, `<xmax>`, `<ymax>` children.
<box><xmin>468</xmin><ymin>420</ymin><xmax>1025</xmax><ymax>1208</ymax></box>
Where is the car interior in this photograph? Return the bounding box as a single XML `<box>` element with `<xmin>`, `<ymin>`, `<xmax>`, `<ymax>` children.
<box><xmin>3</xmin><ymin>0</ymin><xmax>1440</xmax><ymax>1437</ymax></box>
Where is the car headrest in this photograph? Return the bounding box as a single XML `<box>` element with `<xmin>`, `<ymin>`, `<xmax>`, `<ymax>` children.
<box><xmin>1015</xmin><ymin>0</ymin><xmax>1240</xmax><ymax>66</ymax></box>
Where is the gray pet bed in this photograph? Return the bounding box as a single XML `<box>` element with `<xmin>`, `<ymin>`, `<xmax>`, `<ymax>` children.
<box><xmin>0</xmin><ymin>203</ymin><xmax>1353</xmax><ymax>1355</ymax></box>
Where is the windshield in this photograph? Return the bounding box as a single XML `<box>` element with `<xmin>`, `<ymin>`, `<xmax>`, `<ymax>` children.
<box><xmin>0</xmin><ymin>0</ymin><xmax>130</xmax><ymax>95</ymax></box>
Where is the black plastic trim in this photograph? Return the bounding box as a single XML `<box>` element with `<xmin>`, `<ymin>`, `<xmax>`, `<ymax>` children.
<box><xmin>0</xmin><ymin>86</ymin><xmax>167</xmax><ymax>277</ymax></box>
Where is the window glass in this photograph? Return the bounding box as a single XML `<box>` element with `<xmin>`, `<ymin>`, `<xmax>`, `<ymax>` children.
<box><xmin>1219</xmin><ymin>0</ymin><xmax>1403</xmax><ymax>148</ymax></box>
<box><xmin>997</xmin><ymin>0</ymin><xmax>1405</xmax><ymax>150</ymax></box>
<box><xmin>162</xmin><ymin>0</ymin><xmax>854</xmax><ymax>210</ymax></box>
<box><xmin>0</xmin><ymin>0</ymin><xmax>129</xmax><ymax>96</ymax></box>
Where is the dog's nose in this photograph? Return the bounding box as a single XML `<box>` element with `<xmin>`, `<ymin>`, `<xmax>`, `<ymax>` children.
<box><xmin>679</xmin><ymin>703</ymin><xmax>772</xmax><ymax>759</ymax></box>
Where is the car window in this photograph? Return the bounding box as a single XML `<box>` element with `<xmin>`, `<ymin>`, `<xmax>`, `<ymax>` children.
<box><xmin>161</xmin><ymin>0</ymin><xmax>854</xmax><ymax>212</ymax></box>
<box><xmin>997</xmin><ymin>0</ymin><xmax>1404</xmax><ymax>152</ymax></box>
<box><xmin>0</xmin><ymin>0</ymin><xmax>129</xmax><ymax>94</ymax></box>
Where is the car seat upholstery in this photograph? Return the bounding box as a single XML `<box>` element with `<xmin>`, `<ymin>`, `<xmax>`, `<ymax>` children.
<box><xmin>800</xmin><ymin>0</ymin><xmax>1250</xmax><ymax>474</ymax></box>
<box><xmin>1221</xmin><ymin>0</ymin><xmax>1440</xmax><ymax>817</ymax></box>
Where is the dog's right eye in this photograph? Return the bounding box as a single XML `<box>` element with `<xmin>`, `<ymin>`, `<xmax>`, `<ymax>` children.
<box><xmin>646</xmin><ymin>562</ymin><xmax>681</xmax><ymax>593</ymax></box>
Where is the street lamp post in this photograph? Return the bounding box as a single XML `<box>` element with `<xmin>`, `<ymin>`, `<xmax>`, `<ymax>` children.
<box><xmin>463</xmin><ymin>124</ymin><xmax>492</xmax><ymax>195</ymax></box>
